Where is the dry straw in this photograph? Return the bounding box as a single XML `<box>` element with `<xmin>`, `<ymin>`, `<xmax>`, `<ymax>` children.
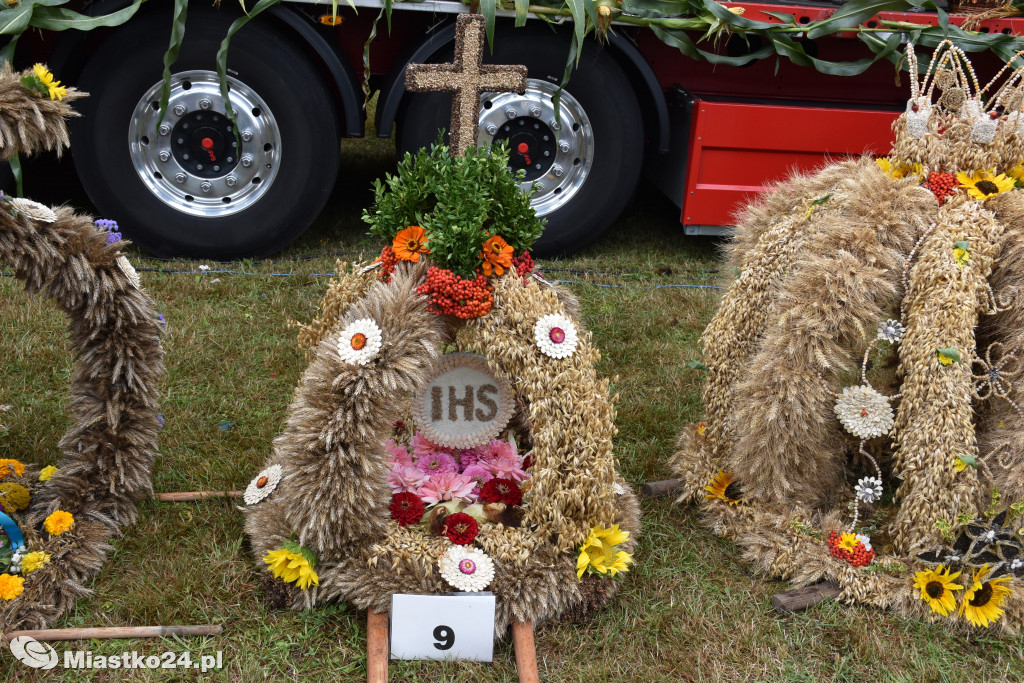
<box><xmin>672</xmin><ymin>43</ymin><xmax>1024</xmax><ymax>632</ymax></box>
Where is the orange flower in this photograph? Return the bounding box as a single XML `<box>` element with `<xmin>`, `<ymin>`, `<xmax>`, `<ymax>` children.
<box><xmin>0</xmin><ymin>459</ymin><xmax>25</xmax><ymax>480</ymax></box>
<box><xmin>392</xmin><ymin>226</ymin><xmax>429</xmax><ymax>262</ymax></box>
<box><xmin>480</xmin><ymin>235</ymin><xmax>513</xmax><ymax>276</ymax></box>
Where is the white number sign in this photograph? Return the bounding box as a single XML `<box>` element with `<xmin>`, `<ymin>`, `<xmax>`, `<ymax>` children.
<box><xmin>390</xmin><ymin>593</ymin><xmax>496</xmax><ymax>661</ymax></box>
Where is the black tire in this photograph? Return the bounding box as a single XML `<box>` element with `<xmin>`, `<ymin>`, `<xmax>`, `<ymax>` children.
<box><xmin>72</xmin><ymin>8</ymin><xmax>340</xmax><ymax>258</ymax></box>
<box><xmin>397</xmin><ymin>30</ymin><xmax>643</xmax><ymax>257</ymax></box>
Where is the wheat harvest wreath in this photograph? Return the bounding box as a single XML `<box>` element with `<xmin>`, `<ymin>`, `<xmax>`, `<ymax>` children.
<box><xmin>242</xmin><ymin>139</ymin><xmax>640</xmax><ymax>633</ymax></box>
<box><xmin>673</xmin><ymin>42</ymin><xmax>1024</xmax><ymax>632</ymax></box>
<box><xmin>0</xmin><ymin>64</ymin><xmax>164</xmax><ymax>632</ymax></box>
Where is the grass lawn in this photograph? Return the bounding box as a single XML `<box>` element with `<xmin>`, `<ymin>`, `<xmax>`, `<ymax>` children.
<box><xmin>2</xmin><ymin>133</ymin><xmax>1024</xmax><ymax>682</ymax></box>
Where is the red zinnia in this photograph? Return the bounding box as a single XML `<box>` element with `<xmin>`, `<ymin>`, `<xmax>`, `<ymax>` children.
<box><xmin>479</xmin><ymin>478</ymin><xmax>523</xmax><ymax>506</ymax></box>
<box><xmin>441</xmin><ymin>512</ymin><xmax>479</xmax><ymax>545</ymax></box>
<box><xmin>390</xmin><ymin>492</ymin><xmax>425</xmax><ymax>526</ymax></box>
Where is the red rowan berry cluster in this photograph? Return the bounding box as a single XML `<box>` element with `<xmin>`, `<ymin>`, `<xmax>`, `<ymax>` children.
<box><xmin>378</xmin><ymin>246</ymin><xmax>398</xmax><ymax>281</ymax></box>
<box><xmin>926</xmin><ymin>172</ymin><xmax>958</xmax><ymax>205</ymax></box>
<box><xmin>512</xmin><ymin>251</ymin><xmax>535</xmax><ymax>278</ymax></box>
<box><xmin>417</xmin><ymin>267</ymin><xmax>493</xmax><ymax>319</ymax></box>
<box><xmin>826</xmin><ymin>530</ymin><xmax>875</xmax><ymax>567</ymax></box>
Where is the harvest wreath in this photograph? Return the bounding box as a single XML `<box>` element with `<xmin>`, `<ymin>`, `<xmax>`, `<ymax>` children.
<box><xmin>0</xmin><ymin>64</ymin><xmax>164</xmax><ymax>632</ymax></box>
<box><xmin>672</xmin><ymin>42</ymin><xmax>1024</xmax><ymax>632</ymax></box>
<box><xmin>243</xmin><ymin>140</ymin><xmax>639</xmax><ymax>632</ymax></box>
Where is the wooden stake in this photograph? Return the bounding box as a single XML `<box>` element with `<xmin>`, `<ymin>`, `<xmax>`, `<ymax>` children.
<box><xmin>2</xmin><ymin>625</ymin><xmax>223</xmax><ymax>643</ymax></box>
<box><xmin>770</xmin><ymin>581</ymin><xmax>841</xmax><ymax>612</ymax></box>
<box><xmin>366</xmin><ymin>610</ymin><xmax>389</xmax><ymax>683</ymax></box>
<box><xmin>155</xmin><ymin>491</ymin><xmax>242</xmax><ymax>502</ymax></box>
<box><xmin>511</xmin><ymin>621</ymin><xmax>539</xmax><ymax>683</ymax></box>
<box><xmin>641</xmin><ymin>479</ymin><xmax>682</xmax><ymax>497</ymax></box>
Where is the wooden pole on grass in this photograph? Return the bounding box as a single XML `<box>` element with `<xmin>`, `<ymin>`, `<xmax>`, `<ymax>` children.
<box><xmin>511</xmin><ymin>621</ymin><xmax>540</xmax><ymax>683</ymax></box>
<box><xmin>641</xmin><ymin>479</ymin><xmax>682</xmax><ymax>497</ymax></box>
<box><xmin>155</xmin><ymin>491</ymin><xmax>242</xmax><ymax>502</ymax></box>
<box><xmin>2</xmin><ymin>625</ymin><xmax>223</xmax><ymax>643</ymax></box>
<box><xmin>366</xmin><ymin>610</ymin><xmax>389</xmax><ymax>683</ymax></box>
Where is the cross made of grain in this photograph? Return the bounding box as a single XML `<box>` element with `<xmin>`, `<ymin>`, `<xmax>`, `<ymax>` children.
<box><xmin>405</xmin><ymin>13</ymin><xmax>528</xmax><ymax>156</ymax></box>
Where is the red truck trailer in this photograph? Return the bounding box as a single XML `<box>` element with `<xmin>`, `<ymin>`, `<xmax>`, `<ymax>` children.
<box><xmin>22</xmin><ymin>0</ymin><xmax>1024</xmax><ymax>257</ymax></box>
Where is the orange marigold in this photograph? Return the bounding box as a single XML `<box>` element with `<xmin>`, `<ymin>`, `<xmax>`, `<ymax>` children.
<box><xmin>0</xmin><ymin>573</ymin><xmax>24</xmax><ymax>601</ymax></box>
<box><xmin>0</xmin><ymin>458</ymin><xmax>26</xmax><ymax>480</ymax></box>
<box><xmin>392</xmin><ymin>226</ymin><xmax>430</xmax><ymax>262</ymax></box>
<box><xmin>480</xmin><ymin>235</ymin><xmax>513</xmax><ymax>276</ymax></box>
<box><xmin>44</xmin><ymin>509</ymin><xmax>75</xmax><ymax>535</ymax></box>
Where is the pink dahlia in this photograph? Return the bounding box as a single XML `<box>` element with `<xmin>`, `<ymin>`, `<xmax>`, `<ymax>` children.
<box><xmin>462</xmin><ymin>464</ymin><xmax>494</xmax><ymax>495</ymax></box>
<box><xmin>478</xmin><ymin>439</ymin><xmax>516</xmax><ymax>463</ymax></box>
<box><xmin>386</xmin><ymin>439</ymin><xmax>414</xmax><ymax>468</ymax></box>
<box><xmin>412</xmin><ymin>432</ymin><xmax>452</xmax><ymax>460</ymax></box>
<box><xmin>415</xmin><ymin>450</ymin><xmax>459</xmax><ymax>476</ymax></box>
<box><xmin>481</xmin><ymin>454</ymin><xmax>527</xmax><ymax>483</ymax></box>
<box><xmin>388</xmin><ymin>465</ymin><xmax>428</xmax><ymax>494</ymax></box>
<box><xmin>418</xmin><ymin>472</ymin><xmax>477</xmax><ymax>504</ymax></box>
<box><xmin>457</xmin><ymin>447</ymin><xmax>484</xmax><ymax>469</ymax></box>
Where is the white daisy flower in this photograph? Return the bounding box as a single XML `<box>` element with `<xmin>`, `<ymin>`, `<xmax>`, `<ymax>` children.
<box><xmin>337</xmin><ymin>318</ymin><xmax>383</xmax><ymax>366</ymax></box>
<box><xmin>877</xmin><ymin>319</ymin><xmax>905</xmax><ymax>343</ymax></box>
<box><xmin>533</xmin><ymin>313</ymin><xmax>578</xmax><ymax>359</ymax></box>
<box><xmin>855</xmin><ymin>534</ymin><xmax>873</xmax><ymax>552</ymax></box>
<box><xmin>243</xmin><ymin>464</ymin><xmax>283</xmax><ymax>505</ymax></box>
<box><xmin>438</xmin><ymin>545</ymin><xmax>494</xmax><ymax>592</ymax></box>
<box><xmin>834</xmin><ymin>385</ymin><xmax>894</xmax><ymax>439</ymax></box>
<box><xmin>117</xmin><ymin>255</ymin><xmax>142</xmax><ymax>289</ymax></box>
<box><xmin>854</xmin><ymin>476</ymin><xmax>883</xmax><ymax>504</ymax></box>
<box><xmin>8</xmin><ymin>197</ymin><xmax>57</xmax><ymax>223</ymax></box>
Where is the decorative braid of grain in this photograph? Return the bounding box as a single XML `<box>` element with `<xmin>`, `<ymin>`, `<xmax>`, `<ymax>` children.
<box><xmin>0</xmin><ymin>64</ymin><xmax>85</xmax><ymax>160</ymax></box>
<box><xmin>292</xmin><ymin>260</ymin><xmax>378</xmax><ymax>357</ymax></box>
<box><xmin>974</xmin><ymin>191</ymin><xmax>1024</xmax><ymax>503</ymax></box>
<box><xmin>729</xmin><ymin>159</ymin><xmax>935</xmax><ymax>507</ymax></box>
<box><xmin>889</xmin><ymin>196</ymin><xmax>1005</xmax><ymax>554</ymax></box>
<box><xmin>244</xmin><ymin>262</ymin><xmax>639</xmax><ymax>629</ymax></box>
<box><xmin>0</xmin><ymin>204</ymin><xmax>164</xmax><ymax>632</ymax></box>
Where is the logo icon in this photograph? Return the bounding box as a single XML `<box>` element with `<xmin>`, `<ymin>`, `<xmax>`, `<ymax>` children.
<box><xmin>9</xmin><ymin>636</ymin><xmax>58</xmax><ymax>669</ymax></box>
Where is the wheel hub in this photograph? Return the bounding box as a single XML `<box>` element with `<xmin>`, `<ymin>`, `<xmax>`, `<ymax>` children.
<box><xmin>128</xmin><ymin>70</ymin><xmax>281</xmax><ymax>218</ymax></box>
<box><xmin>169</xmin><ymin>110</ymin><xmax>240</xmax><ymax>178</ymax></box>
<box><xmin>478</xmin><ymin>79</ymin><xmax>593</xmax><ymax>218</ymax></box>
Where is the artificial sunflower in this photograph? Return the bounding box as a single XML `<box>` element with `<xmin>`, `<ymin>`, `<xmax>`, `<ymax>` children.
<box><xmin>957</xmin><ymin>170</ymin><xmax>1015</xmax><ymax>201</ymax></box>
<box><xmin>43</xmin><ymin>509</ymin><xmax>74</xmax><ymax>536</ymax></box>
<box><xmin>480</xmin><ymin>235</ymin><xmax>513</xmax><ymax>276</ymax></box>
<box><xmin>1009</xmin><ymin>163</ymin><xmax>1024</xmax><ymax>187</ymax></box>
<box><xmin>876</xmin><ymin>157</ymin><xmax>922</xmax><ymax>180</ymax></box>
<box><xmin>837</xmin><ymin>532</ymin><xmax>859</xmax><ymax>554</ymax></box>
<box><xmin>705</xmin><ymin>470</ymin><xmax>742</xmax><ymax>505</ymax></box>
<box><xmin>953</xmin><ymin>241</ymin><xmax>970</xmax><ymax>267</ymax></box>
<box><xmin>264</xmin><ymin>542</ymin><xmax>319</xmax><ymax>591</ymax></box>
<box><xmin>32</xmin><ymin>63</ymin><xmax>66</xmax><ymax>101</ymax></box>
<box><xmin>576</xmin><ymin>524</ymin><xmax>633</xmax><ymax>579</ymax></box>
<box><xmin>960</xmin><ymin>564</ymin><xmax>1012</xmax><ymax>628</ymax></box>
<box><xmin>392</xmin><ymin>225</ymin><xmax>429</xmax><ymax>262</ymax></box>
<box><xmin>913</xmin><ymin>565</ymin><xmax>963</xmax><ymax>617</ymax></box>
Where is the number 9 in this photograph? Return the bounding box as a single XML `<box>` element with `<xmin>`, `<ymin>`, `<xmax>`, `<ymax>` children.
<box><xmin>433</xmin><ymin>625</ymin><xmax>455</xmax><ymax>651</ymax></box>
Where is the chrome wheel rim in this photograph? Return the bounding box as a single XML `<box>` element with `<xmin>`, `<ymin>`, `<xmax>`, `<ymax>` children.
<box><xmin>477</xmin><ymin>79</ymin><xmax>594</xmax><ymax>218</ymax></box>
<box><xmin>128</xmin><ymin>70</ymin><xmax>281</xmax><ymax>217</ymax></box>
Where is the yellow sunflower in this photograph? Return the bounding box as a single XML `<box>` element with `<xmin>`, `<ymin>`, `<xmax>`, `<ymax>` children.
<box><xmin>264</xmin><ymin>546</ymin><xmax>319</xmax><ymax>590</ymax></box>
<box><xmin>960</xmin><ymin>564</ymin><xmax>1012</xmax><ymax>628</ymax></box>
<box><xmin>705</xmin><ymin>470</ymin><xmax>742</xmax><ymax>505</ymax></box>
<box><xmin>576</xmin><ymin>524</ymin><xmax>633</xmax><ymax>579</ymax></box>
<box><xmin>876</xmin><ymin>158</ymin><xmax>922</xmax><ymax>180</ymax></box>
<box><xmin>1009</xmin><ymin>163</ymin><xmax>1024</xmax><ymax>186</ymax></box>
<box><xmin>957</xmin><ymin>170</ymin><xmax>1015</xmax><ymax>201</ymax></box>
<box><xmin>913</xmin><ymin>565</ymin><xmax>963</xmax><ymax>617</ymax></box>
<box><xmin>32</xmin><ymin>63</ymin><xmax>66</xmax><ymax>101</ymax></box>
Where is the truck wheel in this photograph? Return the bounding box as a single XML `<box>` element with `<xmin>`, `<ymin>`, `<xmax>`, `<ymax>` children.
<box><xmin>397</xmin><ymin>32</ymin><xmax>643</xmax><ymax>257</ymax></box>
<box><xmin>72</xmin><ymin>9</ymin><xmax>340</xmax><ymax>258</ymax></box>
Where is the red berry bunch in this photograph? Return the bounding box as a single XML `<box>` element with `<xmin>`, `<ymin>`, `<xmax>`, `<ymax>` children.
<box><xmin>417</xmin><ymin>267</ymin><xmax>493</xmax><ymax>319</ymax></box>
<box><xmin>512</xmin><ymin>251</ymin><xmax>535</xmax><ymax>279</ymax></box>
<box><xmin>440</xmin><ymin>512</ymin><xmax>479</xmax><ymax>545</ymax></box>
<box><xmin>390</xmin><ymin>492</ymin><xmax>425</xmax><ymax>526</ymax></box>
<box><xmin>926</xmin><ymin>172</ymin><xmax>958</xmax><ymax>205</ymax></box>
<box><xmin>378</xmin><ymin>246</ymin><xmax>398</xmax><ymax>281</ymax></box>
<box><xmin>826</xmin><ymin>530</ymin><xmax>875</xmax><ymax>567</ymax></box>
<box><xmin>479</xmin><ymin>478</ymin><xmax>523</xmax><ymax>506</ymax></box>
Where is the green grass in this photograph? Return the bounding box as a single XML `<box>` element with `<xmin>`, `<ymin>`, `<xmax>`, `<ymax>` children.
<box><xmin>3</xmin><ymin>136</ymin><xmax>1024</xmax><ymax>682</ymax></box>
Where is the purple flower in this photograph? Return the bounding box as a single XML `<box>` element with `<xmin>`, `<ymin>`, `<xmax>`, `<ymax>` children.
<box><xmin>157</xmin><ymin>413</ymin><xmax>165</xmax><ymax>429</ymax></box>
<box><xmin>157</xmin><ymin>314</ymin><xmax>167</xmax><ymax>329</ymax></box>
<box><xmin>95</xmin><ymin>219</ymin><xmax>121</xmax><ymax>243</ymax></box>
